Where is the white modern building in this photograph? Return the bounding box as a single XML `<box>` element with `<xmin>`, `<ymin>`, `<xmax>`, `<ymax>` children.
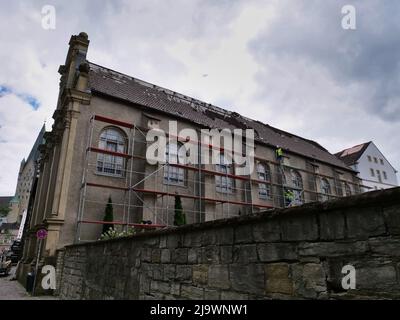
<box><xmin>335</xmin><ymin>141</ymin><xmax>398</xmax><ymax>192</ymax></box>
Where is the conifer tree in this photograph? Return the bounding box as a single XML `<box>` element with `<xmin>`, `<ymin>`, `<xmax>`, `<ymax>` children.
<box><xmin>102</xmin><ymin>196</ymin><xmax>114</xmax><ymax>234</ymax></box>
<box><xmin>174</xmin><ymin>195</ymin><xmax>186</xmax><ymax>226</ymax></box>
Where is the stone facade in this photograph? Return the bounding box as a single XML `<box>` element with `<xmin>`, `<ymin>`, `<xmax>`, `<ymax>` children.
<box><xmin>58</xmin><ymin>187</ymin><xmax>400</xmax><ymax>299</ymax></box>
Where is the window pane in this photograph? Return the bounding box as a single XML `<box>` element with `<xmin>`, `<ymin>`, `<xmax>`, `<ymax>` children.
<box><xmin>345</xmin><ymin>183</ymin><xmax>351</xmax><ymax>196</ymax></box>
<box><xmin>164</xmin><ymin>143</ymin><xmax>185</xmax><ymax>185</ymax></box>
<box><xmin>96</xmin><ymin>128</ymin><xmax>126</xmax><ymax>176</ymax></box>
<box><xmin>215</xmin><ymin>154</ymin><xmax>233</xmax><ymax>193</ymax></box>
<box><xmin>291</xmin><ymin>170</ymin><xmax>303</xmax><ymax>188</ymax></box>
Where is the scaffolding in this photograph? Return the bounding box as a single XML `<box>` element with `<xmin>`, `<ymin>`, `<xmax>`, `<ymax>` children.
<box><xmin>75</xmin><ymin>114</ymin><xmax>364</xmax><ymax>242</ymax></box>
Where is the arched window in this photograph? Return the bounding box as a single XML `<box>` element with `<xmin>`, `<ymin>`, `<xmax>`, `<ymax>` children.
<box><xmin>344</xmin><ymin>183</ymin><xmax>352</xmax><ymax>196</ymax></box>
<box><xmin>164</xmin><ymin>142</ymin><xmax>185</xmax><ymax>186</ymax></box>
<box><xmin>291</xmin><ymin>169</ymin><xmax>303</xmax><ymax>189</ymax></box>
<box><xmin>257</xmin><ymin>163</ymin><xmax>271</xmax><ymax>200</ymax></box>
<box><xmin>216</xmin><ymin>153</ymin><xmax>233</xmax><ymax>193</ymax></box>
<box><xmin>97</xmin><ymin>127</ymin><xmax>126</xmax><ymax>176</ymax></box>
<box><xmin>289</xmin><ymin>169</ymin><xmax>304</xmax><ymax>205</ymax></box>
<box><xmin>320</xmin><ymin>178</ymin><xmax>331</xmax><ymax>201</ymax></box>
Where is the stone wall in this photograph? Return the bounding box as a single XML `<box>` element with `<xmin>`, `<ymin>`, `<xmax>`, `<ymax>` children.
<box><xmin>58</xmin><ymin>187</ymin><xmax>400</xmax><ymax>299</ymax></box>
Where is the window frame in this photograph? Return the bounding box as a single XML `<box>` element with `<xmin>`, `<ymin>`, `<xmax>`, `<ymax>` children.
<box><xmin>96</xmin><ymin>127</ymin><xmax>127</xmax><ymax>177</ymax></box>
<box><xmin>257</xmin><ymin>162</ymin><xmax>272</xmax><ymax>200</ymax></box>
<box><xmin>215</xmin><ymin>153</ymin><xmax>234</xmax><ymax>194</ymax></box>
<box><xmin>290</xmin><ymin>169</ymin><xmax>304</xmax><ymax>205</ymax></box>
<box><xmin>376</xmin><ymin>169</ymin><xmax>382</xmax><ymax>183</ymax></box>
<box><xmin>320</xmin><ymin>178</ymin><xmax>331</xmax><ymax>201</ymax></box>
<box><xmin>344</xmin><ymin>182</ymin><xmax>352</xmax><ymax>196</ymax></box>
<box><xmin>163</xmin><ymin>142</ymin><xmax>186</xmax><ymax>186</ymax></box>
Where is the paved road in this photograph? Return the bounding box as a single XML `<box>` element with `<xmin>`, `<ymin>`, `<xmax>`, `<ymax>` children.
<box><xmin>0</xmin><ymin>267</ymin><xmax>58</xmax><ymax>300</ymax></box>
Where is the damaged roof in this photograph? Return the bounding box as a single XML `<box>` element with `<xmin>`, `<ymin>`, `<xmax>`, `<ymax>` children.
<box><xmin>88</xmin><ymin>62</ymin><xmax>354</xmax><ymax>172</ymax></box>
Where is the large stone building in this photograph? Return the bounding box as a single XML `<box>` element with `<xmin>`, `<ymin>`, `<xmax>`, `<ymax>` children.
<box><xmin>18</xmin><ymin>33</ymin><xmax>361</xmax><ymax>283</ymax></box>
<box><xmin>7</xmin><ymin>125</ymin><xmax>46</xmax><ymax>225</ymax></box>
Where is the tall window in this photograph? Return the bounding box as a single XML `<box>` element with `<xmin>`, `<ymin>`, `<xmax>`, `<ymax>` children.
<box><xmin>320</xmin><ymin>178</ymin><xmax>331</xmax><ymax>201</ymax></box>
<box><xmin>216</xmin><ymin>154</ymin><xmax>233</xmax><ymax>193</ymax></box>
<box><xmin>257</xmin><ymin>163</ymin><xmax>271</xmax><ymax>200</ymax></box>
<box><xmin>291</xmin><ymin>170</ymin><xmax>303</xmax><ymax>189</ymax></box>
<box><xmin>164</xmin><ymin>143</ymin><xmax>185</xmax><ymax>186</ymax></box>
<box><xmin>290</xmin><ymin>169</ymin><xmax>304</xmax><ymax>205</ymax></box>
<box><xmin>344</xmin><ymin>183</ymin><xmax>352</xmax><ymax>196</ymax></box>
<box><xmin>97</xmin><ymin>127</ymin><xmax>126</xmax><ymax>177</ymax></box>
<box><xmin>376</xmin><ymin>170</ymin><xmax>382</xmax><ymax>183</ymax></box>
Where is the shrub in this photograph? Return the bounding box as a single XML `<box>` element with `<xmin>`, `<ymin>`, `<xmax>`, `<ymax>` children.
<box><xmin>174</xmin><ymin>195</ymin><xmax>186</xmax><ymax>226</ymax></box>
<box><xmin>102</xmin><ymin>196</ymin><xmax>114</xmax><ymax>234</ymax></box>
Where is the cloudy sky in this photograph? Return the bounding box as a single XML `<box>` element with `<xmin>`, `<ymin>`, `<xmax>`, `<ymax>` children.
<box><xmin>0</xmin><ymin>0</ymin><xmax>399</xmax><ymax>195</ymax></box>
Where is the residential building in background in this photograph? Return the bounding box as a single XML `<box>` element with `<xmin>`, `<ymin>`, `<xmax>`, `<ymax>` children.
<box><xmin>17</xmin><ymin>33</ymin><xmax>362</xmax><ymax>284</ymax></box>
<box><xmin>335</xmin><ymin>141</ymin><xmax>398</xmax><ymax>192</ymax></box>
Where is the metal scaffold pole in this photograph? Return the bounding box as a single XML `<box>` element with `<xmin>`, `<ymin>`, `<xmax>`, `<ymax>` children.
<box><xmin>75</xmin><ymin>114</ymin><xmax>95</xmax><ymax>243</ymax></box>
<box><xmin>126</xmin><ymin>125</ymin><xmax>136</xmax><ymax>230</ymax></box>
<box><xmin>198</xmin><ymin>135</ymin><xmax>202</xmax><ymax>223</ymax></box>
<box><xmin>280</xmin><ymin>162</ymin><xmax>286</xmax><ymax>208</ymax></box>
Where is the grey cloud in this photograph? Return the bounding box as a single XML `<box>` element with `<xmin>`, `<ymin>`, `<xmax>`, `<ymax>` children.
<box><xmin>1</xmin><ymin>0</ymin><xmax>398</xmax><ymax>195</ymax></box>
<box><xmin>249</xmin><ymin>0</ymin><xmax>400</xmax><ymax>121</ymax></box>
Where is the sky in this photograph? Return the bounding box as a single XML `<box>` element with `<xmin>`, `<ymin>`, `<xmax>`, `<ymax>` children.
<box><xmin>0</xmin><ymin>0</ymin><xmax>399</xmax><ymax>195</ymax></box>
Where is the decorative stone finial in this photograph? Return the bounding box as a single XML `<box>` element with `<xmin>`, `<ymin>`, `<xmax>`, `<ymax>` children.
<box><xmin>78</xmin><ymin>32</ymin><xmax>88</xmax><ymax>40</ymax></box>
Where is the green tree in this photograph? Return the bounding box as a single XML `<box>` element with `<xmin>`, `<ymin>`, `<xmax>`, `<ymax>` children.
<box><xmin>102</xmin><ymin>196</ymin><xmax>114</xmax><ymax>234</ymax></box>
<box><xmin>0</xmin><ymin>206</ymin><xmax>10</xmax><ymax>217</ymax></box>
<box><xmin>174</xmin><ymin>195</ymin><xmax>186</xmax><ymax>226</ymax></box>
